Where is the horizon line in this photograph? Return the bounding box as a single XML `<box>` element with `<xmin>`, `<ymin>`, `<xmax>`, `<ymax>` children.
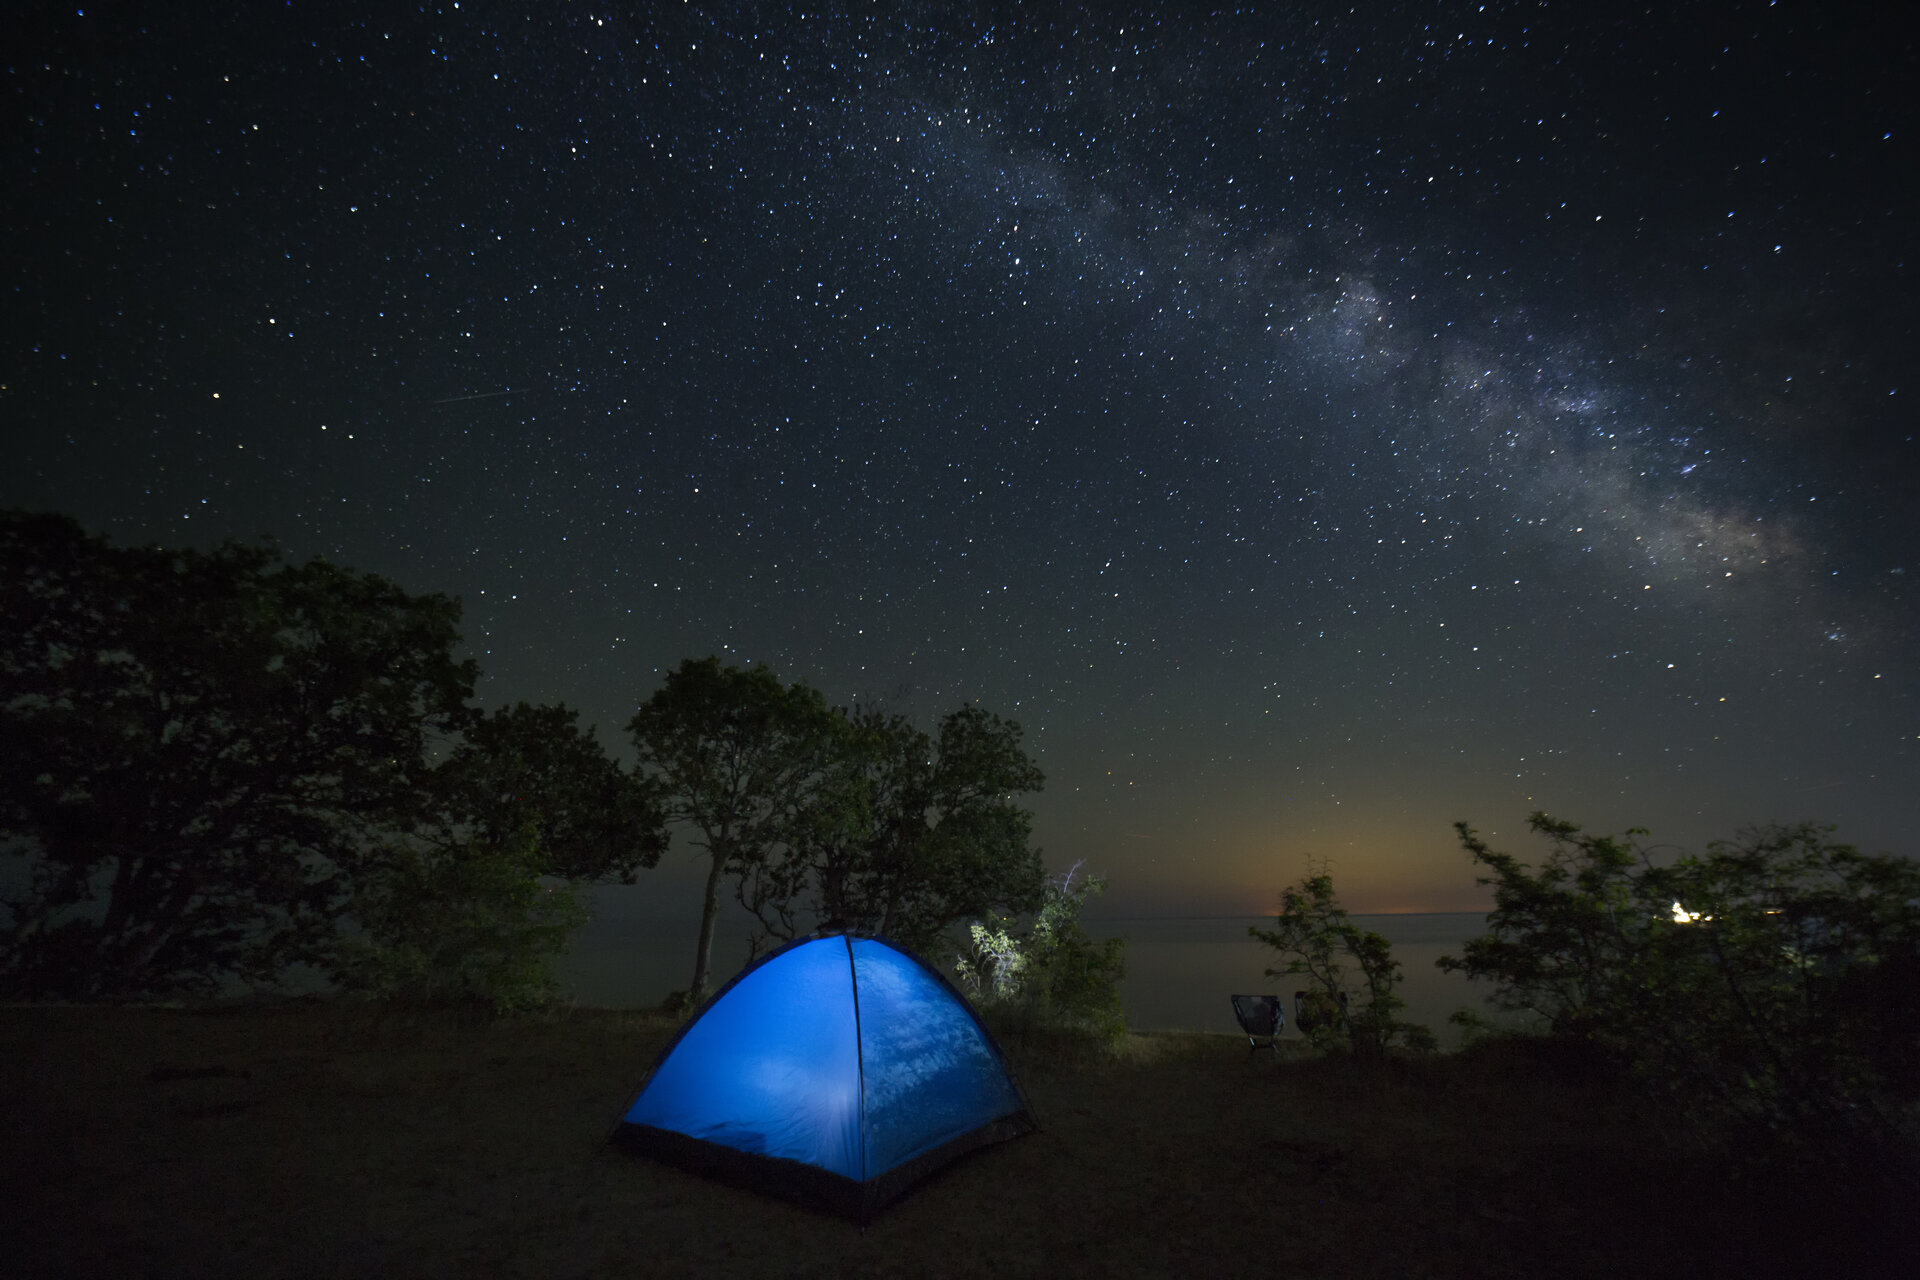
<box><xmin>1087</xmin><ymin>910</ymin><xmax>1490</xmax><ymax>919</ymax></box>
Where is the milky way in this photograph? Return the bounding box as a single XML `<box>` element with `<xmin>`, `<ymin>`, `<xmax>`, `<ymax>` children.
<box><xmin>8</xmin><ymin>1</ymin><xmax>1914</xmax><ymax>912</ymax></box>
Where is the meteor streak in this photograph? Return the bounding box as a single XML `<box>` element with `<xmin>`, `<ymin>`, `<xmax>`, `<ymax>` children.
<box><xmin>431</xmin><ymin>388</ymin><xmax>529</xmax><ymax>405</ymax></box>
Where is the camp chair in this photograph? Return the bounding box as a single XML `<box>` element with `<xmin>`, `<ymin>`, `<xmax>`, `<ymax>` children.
<box><xmin>1294</xmin><ymin>989</ymin><xmax>1350</xmax><ymax>1034</ymax></box>
<box><xmin>1230</xmin><ymin>994</ymin><xmax>1284</xmax><ymax>1054</ymax></box>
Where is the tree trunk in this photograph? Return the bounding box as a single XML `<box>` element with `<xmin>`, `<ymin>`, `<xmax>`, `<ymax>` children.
<box><xmin>690</xmin><ymin>846</ymin><xmax>727</xmax><ymax>997</ymax></box>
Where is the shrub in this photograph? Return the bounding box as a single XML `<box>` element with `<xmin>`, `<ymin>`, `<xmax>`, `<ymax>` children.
<box><xmin>1442</xmin><ymin>813</ymin><xmax>1920</xmax><ymax>1158</ymax></box>
<box><xmin>955</xmin><ymin>863</ymin><xmax>1126</xmax><ymax>1040</ymax></box>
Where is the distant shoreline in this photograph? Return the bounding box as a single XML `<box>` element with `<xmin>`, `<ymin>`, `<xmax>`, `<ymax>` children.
<box><xmin>1085</xmin><ymin>911</ymin><xmax>1490</xmax><ymax>920</ymax></box>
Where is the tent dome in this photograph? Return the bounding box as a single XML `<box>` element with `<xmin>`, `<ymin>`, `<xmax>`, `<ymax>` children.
<box><xmin>613</xmin><ymin>932</ymin><xmax>1035</xmax><ymax>1221</ymax></box>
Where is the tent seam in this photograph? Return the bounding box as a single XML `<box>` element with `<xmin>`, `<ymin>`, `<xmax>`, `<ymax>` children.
<box><xmin>846</xmin><ymin>934</ymin><xmax>868</xmax><ymax>1191</ymax></box>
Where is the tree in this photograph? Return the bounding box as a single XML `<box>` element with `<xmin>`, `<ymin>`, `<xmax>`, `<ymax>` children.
<box><xmin>733</xmin><ymin>704</ymin><xmax>1048</xmax><ymax>955</ymax></box>
<box><xmin>627</xmin><ymin>657</ymin><xmax>837</xmax><ymax>998</ymax></box>
<box><xmin>332</xmin><ymin>824</ymin><xmax>593</xmax><ymax>1014</ymax></box>
<box><xmin>333</xmin><ymin>702</ymin><xmax>665</xmax><ymax>1011</ymax></box>
<box><xmin>1442</xmin><ymin>813</ymin><xmax>1920</xmax><ymax>1151</ymax></box>
<box><xmin>432</xmin><ymin>701</ymin><xmax>666</xmax><ymax>886</ymax></box>
<box><xmin>1</xmin><ymin>511</ymin><xmax>475</xmax><ymax>1000</ymax></box>
<box><xmin>1437</xmin><ymin>815</ymin><xmax>1644</xmax><ymax>1040</ymax></box>
<box><xmin>1250</xmin><ymin>864</ymin><xmax>1433</xmax><ymax>1055</ymax></box>
<box><xmin>629</xmin><ymin>659</ymin><xmax>1050</xmax><ymax>995</ymax></box>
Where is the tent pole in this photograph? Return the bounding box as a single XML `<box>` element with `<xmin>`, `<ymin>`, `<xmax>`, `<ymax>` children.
<box><xmin>846</xmin><ymin>936</ymin><xmax>870</xmax><ymax>1198</ymax></box>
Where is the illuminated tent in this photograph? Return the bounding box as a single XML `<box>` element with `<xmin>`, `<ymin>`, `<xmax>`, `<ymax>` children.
<box><xmin>612</xmin><ymin>932</ymin><xmax>1036</xmax><ymax>1221</ymax></box>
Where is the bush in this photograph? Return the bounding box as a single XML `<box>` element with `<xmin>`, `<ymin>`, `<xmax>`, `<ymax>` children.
<box><xmin>1443</xmin><ymin>813</ymin><xmax>1920</xmax><ymax>1159</ymax></box>
<box><xmin>955</xmin><ymin>863</ymin><xmax>1126</xmax><ymax>1041</ymax></box>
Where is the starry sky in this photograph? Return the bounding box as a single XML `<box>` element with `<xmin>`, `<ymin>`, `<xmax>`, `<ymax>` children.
<box><xmin>9</xmin><ymin>1</ymin><xmax>1915</xmax><ymax>916</ymax></box>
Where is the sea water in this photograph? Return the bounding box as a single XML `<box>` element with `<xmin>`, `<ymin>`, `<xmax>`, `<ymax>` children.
<box><xmin>560</xmin><ymin>908</ymin><xmax>1493</xmax><ymax>1045</ymax></box>
<box><xmin>1083</xmin><ymin>914</ymin><xmax>1492</xmax><ymax>1042</ymax></box>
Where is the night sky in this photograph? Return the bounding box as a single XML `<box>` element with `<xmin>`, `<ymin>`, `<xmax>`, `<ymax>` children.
<box><xmin>9</xmin><ymin>1</ymin><xmax>1915</xmax><ymax>917</ymax></box>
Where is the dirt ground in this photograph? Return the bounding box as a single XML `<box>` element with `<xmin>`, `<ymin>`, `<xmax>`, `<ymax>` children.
<box><xmin>2</xmin><ymin>1003</ymin><xmax>1911</xmax><ymax>1278</ymax></box>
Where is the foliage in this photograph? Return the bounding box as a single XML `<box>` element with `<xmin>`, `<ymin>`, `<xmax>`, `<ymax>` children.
<box><xmin>957</xmin><ymin>918</ymin><xmax>1028</xmax><ymax>1001</ymax></box>
<box><xmin>1250</xmin><ymin>865</ymin><xmax>1435</xmax><ymax>1056</ymax></box>
<box><xmin>0</xmin><ymin>513</ymin><xmax>655</xmax><ymax>1010</ymax></box>
<box><xmin>332</xmin><ymin>835</ymin><xmax>592</xmax><ymax>1014</ymax></box>
<box><xmin>333</xmin><ymin>702</ymin><xmax>663</xmax><ymax>1012</ymax></box>
<box><xmin>630</xmin><ymin>659</ymin><xmax>1049</xmax><ymax>993</ymax></box>
<box><xmin>1437</xmin><ymin>815</ymin><xmax>1644</xmax><ymax>1040</ymax></box>
<box><xmin>431</xmin><ymin>701</ymin><xmax>666</xmax><ymax>887</ymax></box>
<box><xmin>1445</xmin><ymin>1006</ymin><xmax>1507</xmax><ymax>1051</ymax></box>
<box><xmin>734</xmin><ymin>704</ymin><xmax>1048</xmax><ymax>956</ymax></box>
<box><xmin>1441</xmin><ymin>812</ymin><xmax>1920</xmax><ymax>1154</ymax></box>
<box><xmin>627</xmin><ymin>656</ymin><xmax>839</xmax><ymax>996</ymax></box>
<box><xmin>0</xmin><ymin>511</ymin><xmax>476</xmax><ymax>1000</ymax></box>
<box><xmin>956</xmin><ymin>863</ymin><xmax>1127</xmax><ymax>1039</ymax></box>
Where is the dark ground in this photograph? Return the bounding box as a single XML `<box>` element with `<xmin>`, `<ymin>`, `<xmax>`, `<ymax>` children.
<box><xmin>3</xmin><ymin>1004</ymin><xmax>1912</xmax><ymax>1278</ymax></box>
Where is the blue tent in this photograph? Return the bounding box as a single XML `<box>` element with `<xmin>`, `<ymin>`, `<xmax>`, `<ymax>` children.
<box><xmin>612</xmin><ymin>932</ymin><xmax>1036</xmax><ymax>1221</ymax></box>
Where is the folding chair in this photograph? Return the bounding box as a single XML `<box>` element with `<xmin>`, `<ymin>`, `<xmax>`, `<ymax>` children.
<box><xmin>1230</xmin><ymin>994</ymin><xmax>1284</xmax><ymax>1054</ymax></box>
<box><xmin>1294</xmin><ymin>988</ymin><xmax>1350</xmax><ymax>1034</ymax></box>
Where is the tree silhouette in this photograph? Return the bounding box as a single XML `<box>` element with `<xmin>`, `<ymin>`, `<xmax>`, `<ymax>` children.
<box><xmin>736</xmin><ymin>704</ymin><xmax>1047</xmax><ymax>955</ymax></box>
<box><xmin>336</xmin><ymin>702</ymin><xmax>665</xmax><ymax>1010</ymax></box>
<box><xmin>628</xmin><ymin>657</ymin><xmax>837</xmax><ymax>998</ymax></box>
<box><xmin>1</xmin><ymin>511</ymin><xmax>475</xmax><ymax>999</ymax></box>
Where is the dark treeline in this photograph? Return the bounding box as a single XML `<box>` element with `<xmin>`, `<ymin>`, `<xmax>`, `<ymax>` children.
<box><xmin>0</xmin><ymin>512</ymin><xmax>1049</xmax><ymax>1010</ymax></box>
<box><xmin>12</xmin><ymin>510</ymin><xmax>1911</xmax><ymax>1169</ymax></box>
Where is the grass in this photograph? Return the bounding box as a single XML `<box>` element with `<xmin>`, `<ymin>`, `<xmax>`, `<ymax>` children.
<box><xmin>3</xmin><ymin>1002</ymin><xmax>1913</xmax><ymax>1278</ymax></box>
